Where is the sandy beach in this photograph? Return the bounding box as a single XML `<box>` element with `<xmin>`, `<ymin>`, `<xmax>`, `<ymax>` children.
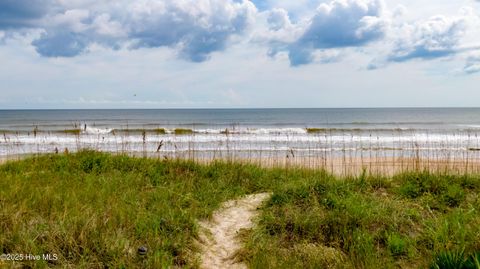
<box><xmin>3</xmin><ymin>152</ymin><xmax>479</xmax><ymax>176</ymax></box>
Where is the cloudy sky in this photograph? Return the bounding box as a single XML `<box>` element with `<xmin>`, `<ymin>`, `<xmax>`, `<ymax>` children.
<box><xmin>1</xmin><ymin>0</ymin><xmax>480</xmax><ymax>109</ymax></box>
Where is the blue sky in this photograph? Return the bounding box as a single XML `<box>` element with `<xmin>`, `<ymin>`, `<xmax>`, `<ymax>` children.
<box><xmin>1</xmin><ymin>0</ymin><xmax>480</xmax><ymax>109</ymax></box>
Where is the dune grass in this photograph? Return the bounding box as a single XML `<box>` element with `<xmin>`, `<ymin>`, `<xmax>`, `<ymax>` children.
<box><xmin>1</xmin><ymin>151</ymin><xmax>480</xmax><ymax>268</ymax></box>
<box><xmin>0</xmin><ymin>151</ymin><xmax>284</xmax><ymax>268</ymax></box>
<box><xmin>243</xmin><ymin>171</ymin><xmax>480</xmax><ymax>268</ymax></box>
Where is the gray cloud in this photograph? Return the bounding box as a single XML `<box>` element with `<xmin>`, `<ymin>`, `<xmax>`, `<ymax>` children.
<box><xmin>1</xmin><ymin>0</ymin><xmax>256</xmax><ymax>61</ymax></box>
<box><xmin>0</xmin><ymin>0</ymin><xmax>53</xmax><ymax>29</ymax></box>
<box><xmin>263</xmin><ymin>1</ymin><xmax>480</xmax><ymax>70</ymax></box>
<box><xmin>284</xmin><ymin>0</ymin><xmax>388</xmax><ymax>66</ymax></box>
<box><xmin>127</xmin><ymin>1</ymin><xmax>256</xmax><ymax>62</ymax></box>
<box><xmin>32</xmin><ymin>31</ymin><xmax>88</xmax><ymax>57</ymax></box>
<box><xmin>387</xmin><ymin>16</ymin><xmax>467</xmax><ymax>62</ymax></box>
<box><xmin>1</xmin><ymin>0</ymin><xmax>479</xmax><ymax>71</ymax></box>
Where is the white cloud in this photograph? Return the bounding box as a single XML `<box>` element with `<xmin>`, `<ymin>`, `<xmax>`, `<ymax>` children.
<box><xmin>267</xmin><ymin>8</ymin><xmax>293</xmax><ymax>31</ymax></box>
<box><xmin>1</xmin><ymin>0</ymin><xmax>480</xmax><ymax>73</ymax></box>
<box><xmin>300</xmin><ymin>0</ymin><xmax>387</xmax><ymax>47</ymax></box>
<box><xmin>255</xmin><ymin>8</ymin><xmax>304</xmax><ymax>45</ymax></box>
<box><xmin>392</xmin><ymin>4</ymin><xmax>407</xmax><ymax>18</ymax></box>
<box><xmin>91</xmin><ymin>14</ymin><xmax>126</xmax><ymax>38</ymax></box>
<box><xmin>124</xmin><ymin>0</ymin><xmax>257</xmax><ymax>61</ymax></box>
<box><xmin>262</xmin><ymin>0</ymin><xmax>388</xmax><ymax>66</ymax></box>
<box><xmin>48</xmin><ymin>9</ymin><xmax>91</xmax><ymax>33</ymax></box>
<box><xmin>387</xmin><ymin>15</ymin><xmax>468</xmax><ymax>62</ymax></box>
<box><xmin>2</xmin><ymin>0</ymin><xmax>258</xmax><ymax>61</ymax></box>
<box><xmin>363</xmin><ymin>5</ymin><xmax>480</xmax><ymax>73</ymax></box>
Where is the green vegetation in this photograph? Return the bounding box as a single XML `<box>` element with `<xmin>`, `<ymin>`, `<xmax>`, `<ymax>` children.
<box><xmin>174</xmin><ymin>128</ymin><xmax>194</xmax><ymax>135</ymax></box>
<box><xmin>244</xmin><ymin>171</ymin><xmax>480</xmax><ymax>268</ymax></box>
<box><xmin>430</xmin><ymin>250</ymin><xmax>480</xmax><ymax>269</ymax></box>
<box><xmin>0</xmin><ymin>151</ymin><xmax>282</xmax><ymax>268</ymax></box>
<box><xmin>1</xmin><ymin>151</ymin><xmax>480</xmax><ymax>268</ymax></box>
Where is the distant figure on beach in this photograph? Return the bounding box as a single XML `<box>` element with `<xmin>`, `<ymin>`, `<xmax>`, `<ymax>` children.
<box><xmin>84</xmin><ymin>124</ymin><xmax>87</xmax><ymax>131</ymax></box>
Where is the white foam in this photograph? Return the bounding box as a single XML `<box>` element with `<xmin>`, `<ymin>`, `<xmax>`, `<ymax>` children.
<box><xmin>194</xmin><ymin>129</ymin><xmax>224</xmax><ymax>134</ymax></box>
<box><xmin>190</xmin><ymin>127</ymin><xmax>308</xmax><ymax>135</ymax></box>
<box><xmin>250</xmin><ymin>128</ymin><xmax>308</xmax><ymax>134</ymax></box>
<box><xmin>83</xmin><ymin>126</ymin><xmax>112</xmax><ymax>134</ymax></box>
<box><xmin>2</xmin><ymin>130</ymin><xmax>480</xmax><ymax>158</ymax></box>
<box><xmin>460</xmin><ymin>125</ymin><xmax>480</xmax><ymax>129</ymax></box>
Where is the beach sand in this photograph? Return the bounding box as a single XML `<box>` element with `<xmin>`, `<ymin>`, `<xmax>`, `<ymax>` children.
<box><xmin>190</xmin><ymin>155</ymin><xmax>480</xmax><ymax>176</ymax></box>
<box><xmin>2</xmin><ymin>153</ymin><xmax>479</xmax><ymax>176</ymax></box>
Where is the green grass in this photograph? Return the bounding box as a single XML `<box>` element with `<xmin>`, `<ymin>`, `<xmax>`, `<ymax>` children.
<box><xmin>1</xmin><ymin>152</ymin><xmax>480</xmax><ymax>268</ymax></box>
<box><xmin>243</xmin><ymin>171</ymin><xmax>480</xmax><ymax>268</ymax></box>
<box><xmin>0</xmin><ymin>151</ymin><xmax>286</xmax><ymax>268</ymax></box>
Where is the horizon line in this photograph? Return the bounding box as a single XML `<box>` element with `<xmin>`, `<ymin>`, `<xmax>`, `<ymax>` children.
<box><xmin>1</xmin><ymin>106</ymin><xmax>480</xmax><ymax>111</ymax></box>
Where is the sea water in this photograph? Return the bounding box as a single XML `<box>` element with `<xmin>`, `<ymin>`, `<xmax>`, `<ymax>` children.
<box><xmin>1</xmin><ymin>108</ymin><xmax>480</xmax><ymax>159</ymax></box>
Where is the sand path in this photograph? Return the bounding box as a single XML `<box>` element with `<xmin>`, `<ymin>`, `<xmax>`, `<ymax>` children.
<box><xmin>198</xmin><ymin>193</ymin><xmax>270</xmax><ymax>269</ymax></box>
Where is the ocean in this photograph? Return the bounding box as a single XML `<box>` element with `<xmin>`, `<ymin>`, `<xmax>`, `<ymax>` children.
<box><xmin>1</xmin><ymin>108</ymin><xmax>480</xmax><ymax>160</ymax></box>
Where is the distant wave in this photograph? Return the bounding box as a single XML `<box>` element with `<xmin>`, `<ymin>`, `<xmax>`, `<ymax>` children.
<box><xmin>112</xmin><ymin>127</ymin><xmax>309</xmax><ymax>135</ymax></box>
<box><xmin>57</xmin><ymin>126</ymin><xmax>480</xmax><ymax>135</ymax></box>
<box><xmin>83</xmin><ymin>126</ymin><xmax>113</xmax><ymax>134</ymax></box>
<box><xmin>4</xmin><ymin>125</ymin><xmax>480</xmax><ymax>136</ymax></box>
<box><xmin>458</xmin><ymin>124</ymin><xmax>480</xmax><ymax>129</ymax></box>
<box><xmin>346</xmin><ymin>121</ymin><xmax>446</xmax><ymax>125</ymax></box>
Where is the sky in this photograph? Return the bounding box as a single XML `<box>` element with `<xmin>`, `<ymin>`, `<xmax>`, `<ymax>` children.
<box><xmin>1</xmin><ymin>0</ymin><xmax>480</xmax><ymax>109</ymax></box>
